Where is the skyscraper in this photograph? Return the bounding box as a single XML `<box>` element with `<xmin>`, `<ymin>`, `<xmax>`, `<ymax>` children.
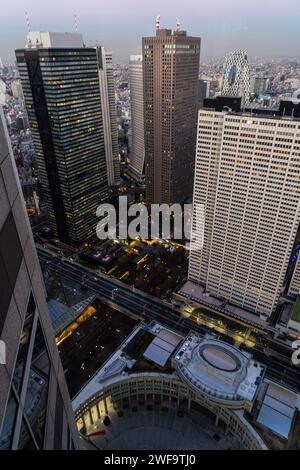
<box><xmin>198</xmin><ymin>78</ymin><xmax>210</xmax><ymax>108</ymax></box>
<box><xmin>128</xmin><ymin>55</ymin><xmax>145</xmax><ymax>180</ymax></box>
<box><xmin>253</xmin><ymin>77</ymin><xmax>268</xmax><ymax>96</ymax></box>
<box><xmin>97</xmin><ymin>46</ymin><xmax>120</xmax><ymax>186</ymax></box>
<box><xmin>143</xmin><ymin>25</ymin><xmax>200</xmax><ymax>204</ymax></box>
<box><xmin>222</xmin><ymin>50</ymin><xmax>251</xmax><ymax>107</ymax></box>
<box><xmin>0</xmin><ymin>108</ymin><xmax>78</xmax><ymax>449</ymax></box>
<box><xmin>15</xmin><ymin>32</ymin><xmax>109</xmax><ymax>245</ymax></box>
<box><xmin>189</xmin><ymin>99</ymin><xmax>300</xmax><ymax>319</ymax></box>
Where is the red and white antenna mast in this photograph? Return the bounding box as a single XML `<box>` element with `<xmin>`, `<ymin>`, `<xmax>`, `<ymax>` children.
<box><xmin>176</xmin><ymin>18</ymin><xmax>181</xmax><ymax>32</ymax></box>
<box><xmin>156</xmin><ymin>15</ymin><xmax>160</xmax><ymax>30</ymax></box>
<box><xmin>25</xmin><ymin>11</ymin><xmax>31</xmax><ymax>33</ymax></box>
<box><xmin>74</xmin><ymin>14</ymin><xmax>78</xmax><ymax>33</ymax></box>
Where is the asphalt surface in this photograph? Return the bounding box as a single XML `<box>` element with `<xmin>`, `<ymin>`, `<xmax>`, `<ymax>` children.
<box><xmin>38</xmin><ymin>246</ymin><xmax>300</xmax><ymax>393</ymax></box>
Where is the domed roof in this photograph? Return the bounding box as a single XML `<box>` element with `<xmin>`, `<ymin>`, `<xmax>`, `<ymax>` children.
<box><xmin>198</xmin><ymin>343</ymin><xmax>241</xmax><ymax>372</ymax></box>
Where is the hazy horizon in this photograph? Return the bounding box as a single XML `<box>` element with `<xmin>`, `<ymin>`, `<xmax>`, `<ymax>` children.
<box><xmin>1</xmin><ymin>0</ymin><xmax>300</xmax><ymax>63</ymax></box>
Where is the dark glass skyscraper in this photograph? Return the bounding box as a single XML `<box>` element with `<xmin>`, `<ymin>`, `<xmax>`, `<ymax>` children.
<box><xmin>15</xmin><ymin>33</ymin><xmax>109</xmax><ymax>244</ymax></box>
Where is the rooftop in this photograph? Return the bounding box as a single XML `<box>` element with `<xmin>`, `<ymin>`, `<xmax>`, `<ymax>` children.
<box><xmin>48</xmin><ymin>295</ymin><xmax>96</xmax><ymax>336</ymax></box>
<box><xmin>25</xmin><ymin>31</ymin><xmax>84</xmax><ymax>49</ymax></box>
<box><xmin>173</xmin><ymin>334</ymin><xmax>264</xmax><ymax>403</ymax></box>
<box><xmin>257</xmin><ymin>382</ymin><xmax>298</xmax><ymax>439</ymax></box>
<box><xmin>72</xmin><ymin>323</ymin><xmax>184</xmax><ymax>410</ymax></box>
<box><xmin>177</xmin><ymin>280</ymin><xmax>270</xmax><ymax>330</ymax></box>
<box><xmin>291</xmin><ymin>295</ymin><xmax>300</xmax><ymax>323</ymax></box>
<box><xmin>143</xmin><ymin>328</ymin><xmax>182</xmax><ymax>368</ymax></box>
<box><xmin>203</xmin><ymin>97</ymin><xmax>300</xmax><ymax>121</ymax></box>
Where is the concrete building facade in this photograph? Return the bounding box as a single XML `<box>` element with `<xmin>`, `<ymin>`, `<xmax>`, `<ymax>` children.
<box><xmin>97</xmin><ymin>46</ymin><xmax>120</xmax><ymax>186</ymax></box>
<box><xmin>128</xmin><ymin>55</ymin><xmax>145</xmax><ymax>180</ymax></box>
<box><xmin>189</xmin><ymin>104</ymin><xmax>300</xmax><ymax>318</ymax></box>
<box><xmin>143</xmin><ymin>28</ymin><xmax>200</xmax><ymax>204</ymax></box>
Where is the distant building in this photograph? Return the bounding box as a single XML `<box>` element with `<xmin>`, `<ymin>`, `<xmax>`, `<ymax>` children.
<box><xmin>189</xmin><ymin>98</ymin><xmax>300</xmax><ymax>319</ymax></box>
<box><xmin>198</xmin><ymin>79</ymin><xmax>210</xmax><ymax>108</ymax></box>
<box><xmin>222</xmin><ymin>50</ymin><xmax>250</xmax><ymax>107</ymax></box>
<box><xmin>253</xmin><ymin>77</ymin><xmax>268</xmax><ymax>96</ymax></box>
<box><xmin>15</xmin><ymin>32</ymin><xmax>109</xmax><ymax>244</ymax></box>
<box><xmin>11</xmin><ymin>80</ymin><xmax>24</xmax><ymax>100</ymax></box>
<box><xmin>128</xmin><ymin>55</ymin><xmax>145</xmax><ymax>180</ymax></box>
<box><xmin>143</xmin><ymin>26</ymin><xmax>200</xmax><ymax>204</ymax></box>
<box><xmin>97</xmin><ymin>46</ymin><xmax>120</xmax><ymax>186</ymax></box>
<box><xmin>0</xmin><ymin>79</ymin><xmax>5</xmax><ymax>106</ymax></box>
<box><xmin>0</xmin><ymin>108</ymin><xmax>79</xmax><ymax>449</ymax></box>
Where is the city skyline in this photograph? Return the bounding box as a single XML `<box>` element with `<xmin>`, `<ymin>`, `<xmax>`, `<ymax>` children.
<box><xmin>1</xmin><ymin>0</ymin><xmax>300</xmax><ymax>63</ymax></box>
<box><xmin>1</xmin><ymin>1</ymin><xmax>300</xmax><ymax>453</ymax></box>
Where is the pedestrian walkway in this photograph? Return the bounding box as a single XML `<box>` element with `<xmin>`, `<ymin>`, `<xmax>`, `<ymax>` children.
<box><xmin>89</xmin><ymin>408</ymin><xmax>232</xmax><ymax>450</ymax></box>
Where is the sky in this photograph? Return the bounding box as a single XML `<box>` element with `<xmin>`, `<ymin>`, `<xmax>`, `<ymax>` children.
<box><xmin>1</xmin><ymin>0</ymin><xmax>300</xmax><ymax>63</ymax></box>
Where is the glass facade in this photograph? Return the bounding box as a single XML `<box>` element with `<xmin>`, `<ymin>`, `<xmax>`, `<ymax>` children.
<box><xmin>15</xmin><ymin>48</ymin><xmax>109</xmax><ymax>244</ymax></box>
<box><xmin>0</xmin><ymin>108</ymin><xmax>78</xmax><ymax>450</ymax></box>
<box><xmin>1</xmin><ymin>294</ymin><xmax>51</xmax><ymax>449</ymax></box>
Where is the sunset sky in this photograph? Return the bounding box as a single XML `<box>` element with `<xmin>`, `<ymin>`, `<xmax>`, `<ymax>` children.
<box><xmin>1</xmin><ymin>0</ymin><xmax>300</xmax><ymax>62</ymax></box>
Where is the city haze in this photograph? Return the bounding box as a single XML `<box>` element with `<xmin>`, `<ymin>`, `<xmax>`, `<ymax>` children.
<box><xmin>1</xmin><ymin>0</ymin><xmax>300</xmax><ymax>62</ymax></box>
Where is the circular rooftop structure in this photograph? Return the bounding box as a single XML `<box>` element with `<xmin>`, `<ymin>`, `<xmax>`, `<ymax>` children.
<box><xmin>174</xmin><ymin>336</ymin><xmax>262</xmax><ymax>403</ymax></box>
<box><xmin>199</xmin><ymin>344</ymin><xmax>241</xmax><ymax>372</ymax></box>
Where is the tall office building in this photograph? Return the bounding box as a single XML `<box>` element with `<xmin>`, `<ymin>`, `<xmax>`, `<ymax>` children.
<box><xmin>189</xmin><ymin>98</ymin><xmax>300</xmax><ymax>318</ymax></box>
<box><xmin>128</xmin><ymin>55</ymin><xmax>145</xmax><ymax>180</ymax></box>
<box><xmin>0</xmin><ymin>108</ymin><xmax>79</xmax><ymax>449</ymax></box>
<box><xmin>143</xmin><ymin>26</ymin><xmax>200</xmax><ymax>204</ymax></box>
<box><xmin>97</xmin><ymin>46</ymin><xmax>120</xmax><ymax>186</ymax></box>
<box><xmin>11</xmin><ymin>80</ymin><xmax>24</xmax><ymax>100</ymax></box>
<box><xmin>253</xmin><ymin>77</ymin><xmax>268</xmax><ymax>96</ymax></box>
<box><xmin>198</xmin><ymin>78</ymin><xmax>210</xmax><ymax>108</ymax></box>
<box><xmin>15</xmin><ymin>32</ymin><xmax>109</xmax><ymax>245</ymax></box>
<box><xmin>222</xmin><ymin>50</ymin><xmax>251</xmax><ymax>107</ymax></box>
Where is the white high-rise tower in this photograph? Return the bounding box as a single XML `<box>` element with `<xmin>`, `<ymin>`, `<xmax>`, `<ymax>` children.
<box><xmin>97</xmin><ymin>46</ymin><xmax>120</xmax><ymax>186</ymax></box>
<box><xmin>189</xmin><ymin>102</ymin><xmax>300</xmax><ymax>319</ymax></box>
<box><xmin>128</xmin><ymin>55</ymin><xmax>145</xmax><ymax>180</ymax></box>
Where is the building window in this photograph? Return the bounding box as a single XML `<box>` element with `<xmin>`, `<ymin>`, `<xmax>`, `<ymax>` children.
<box><xmin>0</xmin><ymin>293</ymin><xmax>51</xmax><ymax>450</ymax></box>
<box><xmin>0</xmin><ymin>388</ymin><xmax>19</xmax><ymax>449</ymax></box>
<box><xmin>12</xmin><ymin>294</ymin><xmax>36</xmax><ymax>394</ymax></box>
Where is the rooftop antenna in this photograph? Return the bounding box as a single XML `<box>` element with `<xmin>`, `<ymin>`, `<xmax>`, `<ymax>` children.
<box><xmin>156</xmin><ymin>15</ymin><xmax>160</xmax><ymax>30</ymax></box>
<box><xmin>176</xmin><ymin>18</ymin><xmax>181</xmax><ymax>32</ymax></box>
<box><xmin>25</xmin><ymin>11</ymin><xmax>31</xmax><ymax>33</ymax></box>
<box><xmin>73</xmin><ymin>13</ymin><xmax>78</xmax><ymax>33</ymax></box>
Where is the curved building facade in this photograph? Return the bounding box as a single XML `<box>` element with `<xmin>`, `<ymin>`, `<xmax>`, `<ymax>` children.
<box><xmin>72</xmin><ymin>329</ymin><xmax>267</xmax><ymax>450</ymax></box>
<box><xmin>74</xmin><ymin>372</ymin><xmax>267</xmax><ymax>450</ymax></box>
